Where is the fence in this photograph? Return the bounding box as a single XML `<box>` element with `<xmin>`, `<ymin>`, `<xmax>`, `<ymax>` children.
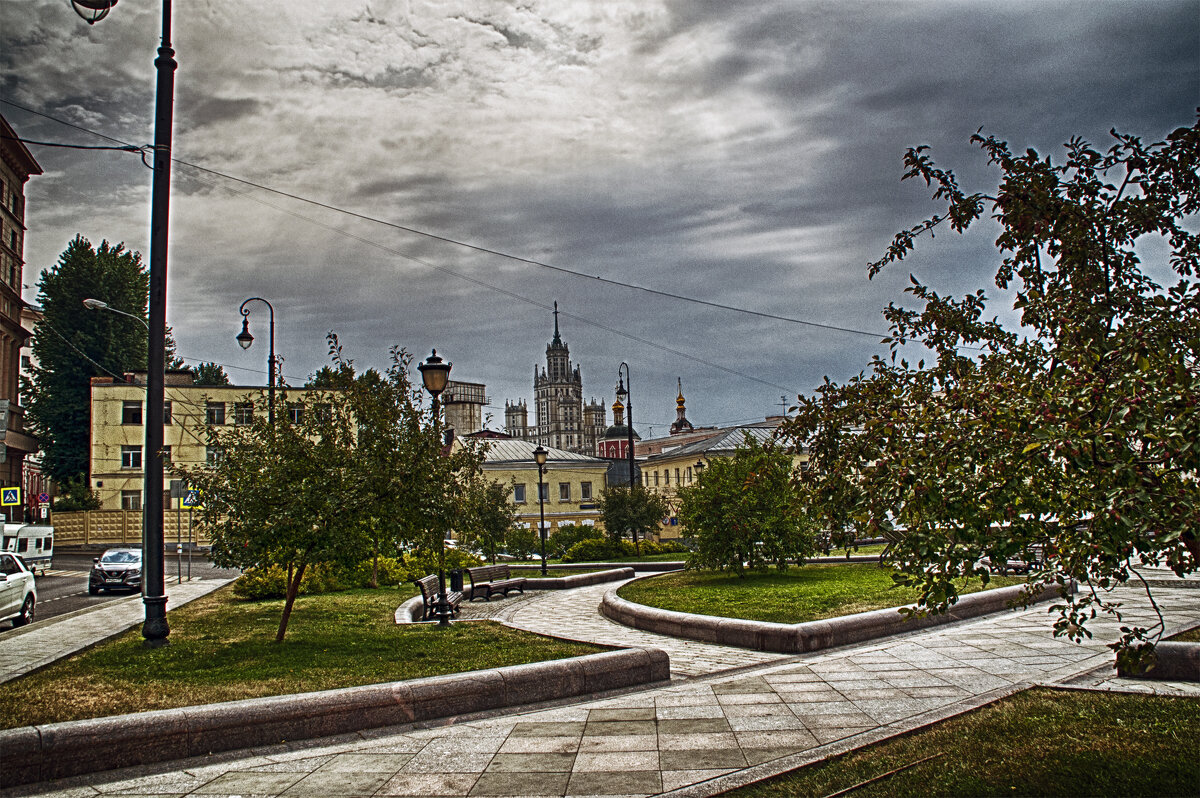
<box><xmin>49</xmin><ymin>509</ymin><xmax>211</xmax><ymax>549</ymax></box>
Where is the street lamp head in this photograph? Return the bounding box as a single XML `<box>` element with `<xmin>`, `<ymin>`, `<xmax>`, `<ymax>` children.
<box><xmin>418</xmin><ymin>349</ymin><xmax>452</xmax><ymax>397</ymax></box>
<box><xmin>533</xmin><ymin>444</ymin><xmax>548</xmax><ymax>467</ymax></box>
<box><xmin>236</xmin><ymin>317</ymin><xmax>254</xmax><ymax>350</ymax></box>
<box><xmin>615</xmin><ymin>376</ymin><xmax>628</xmax><ymax>401</ymax></box>
<box><xmin>695</xmin><ymin>459</ymin><xmax>706</xmax><ymax>473</ymax></box>
<box><xmin>82</xmin><ymin>298</ymin><xmax>109</xmax><ymax>310</ymax></box>
<box><xmin>71</xmin><ymin>0</ymin><xmax>117</xmax><ymax>24</ymax></box>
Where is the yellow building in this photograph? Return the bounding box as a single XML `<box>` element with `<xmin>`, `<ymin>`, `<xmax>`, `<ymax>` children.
<box><xmin>475</xmin><ymin>437</ymin><xmax>611</xmax><ymax>535</ymax></box>
<box><xmin>89</xmin><ymin>372</ymin><xmax>321</xmax><ymax>511</ymax></box>
<box><xmin>642</xmin><ymin>425</ymin><xmax>808</xmax><ymax>540</ymax></box>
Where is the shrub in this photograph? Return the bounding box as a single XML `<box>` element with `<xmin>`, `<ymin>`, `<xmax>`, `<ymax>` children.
<box><xmin>563</xmin><ymin>537</ymin><xmax>636</xmax><ymax>562</ymax></box>
<box><xmin>334</xmin><ymin>556</ymin><xmax>409</xmax><ymax>588</ymax></box>
<box><xmin>504</xmin><ymin>526</ymin><xmax>540</xmax><ymax>561</ymax></box>
<box><xmin>549</xmin><ymin>524</ymin><xmax>599</xmax><ymax>558</ymax></box>
<box><xmin>232</xmin><ymin>563</ymin><xmax>343</xmax><ymax>600</ymax></box>
<box><xmin>400</xmin><ymin>548</ymin><xmax>483</xmax><ymax>581</ymax></box>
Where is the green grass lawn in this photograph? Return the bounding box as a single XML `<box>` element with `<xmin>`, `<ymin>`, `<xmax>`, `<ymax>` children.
<box><xmin>728</xmin><ymin>687</ymin><xmax>1199</xmax><ymax>797</ymax></box>
<box><xmin>0</xmin><ymin>585</ymin><xmax>606</xmax><ymax>730</ymax></box>
<box><xmin>616</xmin><ymin>564</ymin><xmax>1027</xmax><ymax>624</ymax></box>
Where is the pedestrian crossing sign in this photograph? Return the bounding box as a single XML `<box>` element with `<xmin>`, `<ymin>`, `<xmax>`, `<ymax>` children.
<box><xmin>1</xmin><ymin>487</ymin><xmax>21</xmax><ymax>506</ymax></box>
<box><xmin>182</xmin><ymin>489</ymin><xmax>202</xmax><ymax>509</ymax></box>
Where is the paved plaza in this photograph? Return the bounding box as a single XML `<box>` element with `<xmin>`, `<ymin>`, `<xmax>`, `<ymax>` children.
<box><xmin>1</xmin><ymin>571</ymin><xmax>1197</xmax><ymax>797</ymax></box>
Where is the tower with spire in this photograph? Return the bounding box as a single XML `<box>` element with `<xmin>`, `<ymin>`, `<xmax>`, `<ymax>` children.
<box><xmin>506</xmin><ymin>303</ymin><xmax>607</xmax><ymax>454</ymax></box>
<box><xmin>670</xmin><ymin>378</ymin><xmax>695</xmax><ymax>435</ymax></box>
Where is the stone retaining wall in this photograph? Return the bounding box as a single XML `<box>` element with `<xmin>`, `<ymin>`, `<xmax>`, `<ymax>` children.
<box><xmin>602</xmin><ymin>579</ymin><xmax>1069</xmax><ymax>654</ymax></box>
<box><xmin>0</xmin><ymin>647</ymin><xmax>670</xmax><ymax>788</ymax></box>
<box><xmin>1116</xmin><ymin>641</ymin><xmax>1200</xmax><ymax>681</ymax></box>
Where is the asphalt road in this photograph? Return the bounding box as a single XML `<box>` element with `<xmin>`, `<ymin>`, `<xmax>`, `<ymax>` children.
<box><xmin>2</xmin><ymin>550</ymin><xmax>240</xmax><ymax>632</ymax></box>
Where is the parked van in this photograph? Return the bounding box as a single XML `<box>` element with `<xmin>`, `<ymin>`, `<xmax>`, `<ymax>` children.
<box><xmin>1</xmin><ymin>524</ymin><xmax>54</xmax><ymax>576</ymax></box>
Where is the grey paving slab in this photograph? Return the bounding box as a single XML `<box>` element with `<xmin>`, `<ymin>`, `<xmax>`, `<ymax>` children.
<box><xmin>6</xmin><ymin>574</ymin><xmax>1199</xmax><ymax>797</ymax></box>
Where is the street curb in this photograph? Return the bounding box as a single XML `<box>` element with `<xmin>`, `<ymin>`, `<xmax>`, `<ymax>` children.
<box><xmin>0</xmin><ymin>646</ymin><xmax>670</xmax><ymax>788</ymax></box>
<box><xmin>601</xmin><ymin>578</ymin><xmax>1069</xmax><ymax>653</ymax></box>
<box><xmin>1116</xmin><ymin>641</ymin><xmax>1200</xmax><ymax>681</ymax></box>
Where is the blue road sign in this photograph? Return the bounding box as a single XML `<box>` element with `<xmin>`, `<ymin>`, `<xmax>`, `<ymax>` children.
<box><xmin>1</xmin><ymin>487</ymin><xmax>21</xmax><ymax>506</ymax></box>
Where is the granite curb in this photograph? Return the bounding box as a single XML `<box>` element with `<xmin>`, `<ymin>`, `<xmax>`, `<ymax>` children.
<box><xmin>0</xmin><ymin>646</ymin><xmax>670</xmax><ymax>788</ymax></box>
<box><xmin>1116</xmin><ymin>641</ymin><xmax>1200</xmax><ymax>681</ymax></box>
<box><xmin>601</xmin><ymin>578</ymin><xmax>1069</xmax><ymax>653</ymax></box>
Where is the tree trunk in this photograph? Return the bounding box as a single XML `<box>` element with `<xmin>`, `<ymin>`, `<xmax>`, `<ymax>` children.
<box><xmin>275</xmin><ymin>561</ymin><xmax>307</xmax><ymax>643</ymax></box>
<box><xmin>371</xmin><ymin>541</ymin><xmax>379</xmax><ymax>589</ymax></box>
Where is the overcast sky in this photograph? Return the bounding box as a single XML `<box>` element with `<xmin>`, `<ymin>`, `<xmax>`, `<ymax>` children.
<box><xmin>2</xmin><ymin>0</ymin><xmax>1197</xmax><ymax>435</ymax></box>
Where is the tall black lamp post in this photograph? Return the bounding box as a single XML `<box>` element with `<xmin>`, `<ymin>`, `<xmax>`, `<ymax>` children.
<box><xmin>236</xmin><ymin>297</ymin><xmax>276</xmax><ymax>427</ymax></box>
<box><xmin>418</xmin><ymin>350</ymin><xmax>454</xmax><ymax>626</ymax></box>
<box><xmin>616</xmin><ymin>363</ymin><xmax>635</xmax><ymax>489</ymax></box>
<box><xmin>533</xmin><ymin>445</ymin><xmax>549</xmax><ymax>576</ymax></box>
<box><xmin>74</xmin><ymin>0</ymin><xmax>175</xmax><ymax>648</ymax></box>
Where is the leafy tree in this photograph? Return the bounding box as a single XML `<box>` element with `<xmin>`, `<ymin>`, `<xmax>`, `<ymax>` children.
<box><xmin>598</xmin><ymin>485</ymin><xmax>669</xmax><ymax>555</ymax></box>
<box><xmin>677</xmin><ymin>435</ymin><xmax>815</xmax><ymax>575</ymax></box>
<box><xmin>548</xmin><ymin>523</ymin><xmax>600</xmax><ymax>558</ymax></box>
<box><xmin>504</xmin><ymin>525</ymin><xmax>539</xmax><ymax>561</ymax></box>
<box><xmin>456</xmin><ymin>476</ymin><xmax>519</xmax><ymax>563</ymax></box>
<box><xmin>177</xmin><ymin>338</ymin><xmax>488</xmax><ymax>640</ymax></box>
<box><xmin>25</xmin><ymin>237</ymin><xmax>150</xmax><ymax>487</ymax></box>
<box><xmin>192</xmin><ymin>362</ymin><xmax>230</xmax><ymax>386</ymax></box>
<box><xmin>783</xmin><ymin>119</ymin><xmax>1200</xmax><ymax>664</ymax></box>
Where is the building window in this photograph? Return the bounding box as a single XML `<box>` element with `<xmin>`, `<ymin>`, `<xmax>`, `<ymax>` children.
<box><xmin>234</xmin><ymin>402</ymin><xmax>254</xmax><ymax>425</ymax></box>
<box><xmin>206</xmin><ymin>446</ymin><xmax>224</xmax><ymax>466</ymax></box>
<box><xmin>581</xmin><ymin>481</ymin><xmax>592</xmax><ymax>500</ymax></box>
<box><xmin>206</xmin><ymin>402</ymin><xmax>225</xmax><ymax>425</ymax></box>
<box><xmin>288</xmin><ymin>404</ymin><xmax>304</xmax><ymax>424</ymax></box>
<box><xmin>314</xmin><ymin>403</ymin><xmax>332</xmax><ymax>424</ymax></box>
<box><xmin>163</xmin><ymin>400</ymin><xmax>173</xmax><ymax>425</ymax></box>
<box><xmin>121</xmin><ymin>445</ymin><xmax>142</xmax><ymax>469</ymax></box>
<box><xmin>675</xmin><ymin>468</ymin><xmax>681</xmax><ymax>485</ymax></box>
<box><xmin>559</xmin><ymin>482</ymin><xmax>571</xmax><ymax>501</ymax></box>
<box><xmin>539</xmin><ymin>483</ymin><xmax>549</xmax><ymax>501</ymax></box>
<box><xmin>687</xmin><ymin>467</ymin><xmax>693</xmax><ymax>483</ymax></box>
<box><xmin>654</xmin><ymin>471</ymin><xmax>660</xmax><ymax>486</ymax></box>
<box><xmin>121</xmin><ymin>400</ymin><xmax>143</xmax><ymax>425</ymax></box>
<box><xmin>121</xmin><ymin>490</ymin><xmax>142</xmax><ymax>511</ymax></box>
<box><xmin>513</xmin><ymin>484</ymin><xmax>526</xmax><ymax>503</ymax></box>
<box><xmin>160</xmin><ymin>445</ymin><xmax>171</xmax><ymax>463</ymax></box>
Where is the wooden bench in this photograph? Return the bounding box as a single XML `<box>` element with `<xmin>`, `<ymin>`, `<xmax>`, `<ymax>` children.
<box><xmin>465</xmin><ymin>564</ymin><xmax>527</xmax><ymax>601</ymax></box>
<box><xmin>414</xmin><ymin>574</ymin><xmax>462</xmax><ymax>621</ymax></box>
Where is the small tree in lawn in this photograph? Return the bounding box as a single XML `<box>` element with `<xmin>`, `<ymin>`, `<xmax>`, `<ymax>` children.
<box><xmin>458</xmin><ymin>476</ymin><xmax>519</xmax><ymax>564</ymax></box>
<box><xmin>178</xmin><ymin>386</ymin><xmax>367</xmax><ymax>642</ymax></box>
<box><xmin>677</xmin><ymin>434</ymin><xmax>815</xmax><ymax>575</ymax></box>
<box><xmin>598</xmin><ymin>485</ymin><xmax>669</xmax><ymax>555</ymax></box>
<box><xmin>784</xmin><ymin>118</ymin><xmax>1200</xmax><ymax>666</ymax></box>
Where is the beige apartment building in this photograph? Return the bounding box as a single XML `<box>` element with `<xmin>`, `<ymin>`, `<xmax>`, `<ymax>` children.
<box><xmin>474</xmin><ymin>437</ymin><xmax>611</xmax><ymax>535</ymax></box>
<box><xmin>89</xmin><ymin>372</ymin><xmax>319</xmax><ymax>511</ymax></box>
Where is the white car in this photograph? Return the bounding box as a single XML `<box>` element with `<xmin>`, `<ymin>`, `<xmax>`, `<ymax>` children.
<box><xmin>0</xmin><ymin>552</ymin><xmax>36</xmax><ymax>627</ymax></box>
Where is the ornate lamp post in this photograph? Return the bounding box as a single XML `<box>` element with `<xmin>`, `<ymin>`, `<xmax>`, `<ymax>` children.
<box><xmin>616</xmin><ymin>363</ymin><xmax>635</xmax><ymax>489</ymax></box>
<box><xmin>418</xmin><ymin>350</ymin><xmax>454</xmax><ymax>626</ymax></box>
<box><xmin>533</xmin><ymin>444</ymin><xmax>549</xmax><ymax>576</ymax></box>
<box><xmin>75</xmin><ymin>0</ymin><xmax>175</xmax><ymax>648</ymax></box>
<box><xmin>236</xmin><ymin>297</ymin><xmax>276</xmax><ymax>427</ymax></box>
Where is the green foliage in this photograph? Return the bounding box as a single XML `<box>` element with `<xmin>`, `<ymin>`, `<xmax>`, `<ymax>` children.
<box><xmin>563</xmin><ymin>537</ymin><xmax>636</xmax><ymax>562</ymax></box>
<box><xmin>175</xmin><ymin>335</ymin><xmax>490</xmax><ymax>641</ymax></box>
<box><xmin>784</xmin><ymin>118</ymin><xmax>1200</xmax><ymax>658</ymax></box>
<box><xmin>638</xmin><ymin>539</ymin><xmax>690</xmax><ymax>555</ymax></box>
<box><xmin>400</xmin><ymin>547</ymin><xmax>483</xmax><ymax>579</ymax></box>
<box><xmin>548</xmin><ymin>524</ymin><xmax>599</xmax><ymax>558</ymax></box>
<box><xmin>191</xmin><ymin>361</ymin><xmax>230</xmax><ymax>386</ymax></box>
<box><xmin>25</xmin><ymin>237</ymin><xmax>150</xmax><ymax>483</ymax></box>
<box><xmin>504</xmin><ymin>525</ymin><xmax>540</xmax><ymax>560</ymax></box>
<box><xmin>678</xmin><ymin>435</ymin><xmax>815</xmax><ymax>575</ymax></box>
<box><xmin>598</xmin><ymin>485</ymin><xmax>670</xmax><ymax>552</ymax></box>
<box><xmin>51</xmin><ymin>476</ymin><xmax>101</xmax><ymax>511</ymax></box>
<box><xmin>456</xmin><ymin>477</ymin><xmax>519</xmax><ymax>563</ymax></box>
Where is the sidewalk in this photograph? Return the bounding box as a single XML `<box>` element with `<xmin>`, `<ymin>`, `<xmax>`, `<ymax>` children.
<box><xmin>2</xmin><ymin>575</ymin><xmax>1197</xmax><ymax>797</ymax></box>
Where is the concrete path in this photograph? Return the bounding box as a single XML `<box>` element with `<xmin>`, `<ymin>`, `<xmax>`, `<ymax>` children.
<box><xmin>0</xmin><ymin>578</ymin><xmax>235</xmax><ymax>685</ymax></box>
<box><xmin>3</xmin><ymin>569</ymin><xmax>1196</xmax><ymax>797</ymax></box>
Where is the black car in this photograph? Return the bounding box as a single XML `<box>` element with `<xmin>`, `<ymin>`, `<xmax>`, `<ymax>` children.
<box><xmin>88</xmin><ymin>548</ymin><xmax>143</xmax><ymax>594</ymax></box>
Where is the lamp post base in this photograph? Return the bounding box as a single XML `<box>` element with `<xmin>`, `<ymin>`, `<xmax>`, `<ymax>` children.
<box><xmin>142</xmin><ymin>594</ymin><xmax>170</xmax><ymax>648</ymax></box>
<box><xmin>435</xmin><ymin>569</ymin><xmax>453</xmax><ymax>626</ymax></box>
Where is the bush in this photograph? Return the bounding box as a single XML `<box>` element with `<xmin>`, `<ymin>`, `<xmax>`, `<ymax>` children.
<box><xmin>233</xmin><ymin>563</ymin><xmax>343</xmax><ymax>600</ymax></box>
<box><xmin>638</xmin><ymin>539</ymin><xmax>689</xmax><ymax>556</ymax></box>
<box><xmin>334</xmin><ymin>556</ymin><xmax>409</xmax><ymax>588</ymax></box>
<box><xmin>400</xmin><ymin>548</ymin><xmax>484</xmax><ymax>581</ymax></box>
<box><xmin>548</xmin><ymin>524</ymin><xmax>599</xmax><ymax>558</ymax></box>
<box><xmin>504</xmin><ymin>526</ymin><xmax>540</xmax><ymax>561</ymax></box>
<box><xmin>562</xmin><ymin>537</ymin><xmax>636</xmax><ymax>562</ymax></box>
